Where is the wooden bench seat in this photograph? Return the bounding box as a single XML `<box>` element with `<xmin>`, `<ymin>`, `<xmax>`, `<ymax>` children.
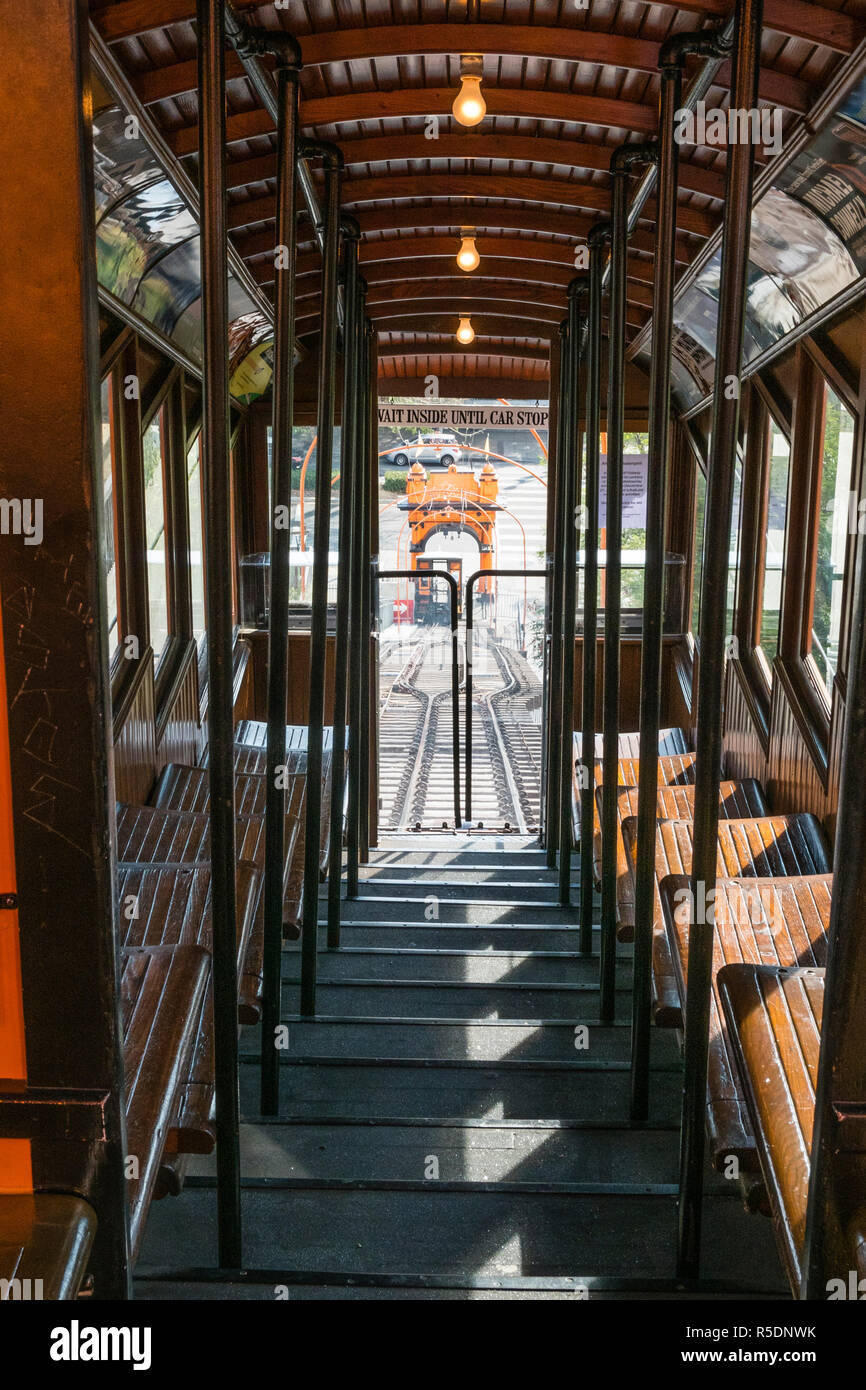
<box><xmin>718</xmin><ymin>964</ymin><xmax>825</xmax><ymax>1288</ymax></box>
<box><xmin>120</xmin><ymin>943</ymin><xmax>209</xmax><ymax>1259</ymax></box>
<box><xmin>117</xmin><ymin>863</ymin><xmax>259</xmax><ymax>1158</ymax></box>
<box><xmin>572</xmin><ymin>728</ymin><xmax>690</xmax><ymax>840</ymax></box>
<box><xmin>0</xmin><ymin>1194</ymin><xmax>97</xmax><ymax>1300</ymax></box>
<box><xmin>620</xmin><ymin>813</ymin><xmax>831</xmax><ymax>1028</ymax></box>
<box><xmin>575</xmin><ymin>751</ymin><xmax>696</xmax><ymax>847</ymax></box>
<box><xmin>116</xmin><ymin>802</ymin><xmax>301</xmax><ymax>1020</ymax></box>
<box><xmin>152</xmin><ymin>757</ymin><xmax>333</xmax><ymax>881</ymax></box>
<box><xmin>663</xmin><ymin>875</ymin><xmax>831</xmax><ymax>1176</ymax></box>
<box><xmin>599</xmin><ymin>779</ymin><xmax>769</xmax><ymax>940</ymax></box>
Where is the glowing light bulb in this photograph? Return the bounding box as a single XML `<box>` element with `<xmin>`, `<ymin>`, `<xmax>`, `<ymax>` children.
<box><xmin>452</xmin><ymin>61</ymin><xmax>486</xmax><ymax>127</ymax></box>
<box><xmin>456</xmin><ymin>315</ymin><xmax>475</xmax><ymax>345</ymax></box>
<box><xmin>456</xmin><ymin>231</ymin><xmax>480</xmax><ymax>272</ymax></box>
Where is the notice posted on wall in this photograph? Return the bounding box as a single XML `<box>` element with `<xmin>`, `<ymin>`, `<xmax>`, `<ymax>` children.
<box><xmin>597</xmin><ymin>454</ymin><xmax>648</xmax><ymax>529</ymax></box>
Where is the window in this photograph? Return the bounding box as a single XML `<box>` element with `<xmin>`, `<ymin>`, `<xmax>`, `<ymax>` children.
<box><xmin>143</xmin><ymin>409</ymin><xmax>170</xmax><ymax>665</ymax></box>
<box><xmin>808</xmin><ymin>386</ymin><xmax>854</xmax><ymax>700</ymax></box>
<box><xmin>690</xmin><ymin>465</ymin><xmax>707</xmax><ymax>638</ymax></box>
<box><xmin>756</xmin><ymin>415</ymin><xmax>790</xmax><ymax>669</ymax></box>
<box><xmin>100</xmin><ymin>377</ymin><xmax>121</xmax><ymax>661</ymax></box>
<box><xmin>726</xmin><ymin>461</ymin><xmax>743</xmax><ymax>640</ymax></box>
<box><xmin>187</xmin><ymin>435</ymin><xmax>206</xmax><ymax>645</ymax></box>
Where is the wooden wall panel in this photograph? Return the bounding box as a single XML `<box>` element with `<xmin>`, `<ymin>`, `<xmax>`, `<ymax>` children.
<box><xmin>665</xmin><ymin>640</ymin><xmax>694</xmax><ymax>745</ymax></box>
<box><xmin>767</xmin><ymin>667</ymin><xmax>829</xmax><ymax>826</ymax></box>
<box><xmin>244</xmin><ymin>630</ymin><xmax>337</xmax><ymax>724</ymax></box>
<box><xmin>156</xmin><ymin>641</ymin><xmax>201</xmax><ymax>771</ymax></box>
<box><xmin>571</xmin><ymin>638</ymin><xmax>685</xmax><ymax>736</ymax></box>
<box><xmin>113</xmin><ymin>649</ymin><xmax>158</xmax><ymax>805</ymax></box>
<box><xmin>233</xmin><ymin>639</ymin><xmax>254</xmax><ymax>725</ymax></box>
<box><xmin>722</xmin><ymin>662</ymin><xmax>768</xmax><ymax>784</ymax></box>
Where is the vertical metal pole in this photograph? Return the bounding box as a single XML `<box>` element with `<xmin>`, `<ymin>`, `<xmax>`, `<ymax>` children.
<box><xmin>449</xmin><ymin>578</ymin><xmax>462</xmax><ymax>829</ymax></box>
<box><xmin>631</xmin><ymin>56</ymin><xmax>682</xmax><ymax>1123</ymax></box>
<box><xmin>559</xmin><ymin>282</ymin><xmax>587</xmax><ymax>905</ymax></box>
<box><xmin>631</xmin><ymin>29</ymin><xmax>727</xmax><ymax>1122</ymax></box>
<box><xmin>465</xmin><ymin>579</ymin><xmax>474</xmax><ymax>821</ymax></box>
<box><xmin>541</xmin><ymin>332</ymin><xmax>562</xmax><ymax>848</ymax></box>
<box><xmin>579</xmin><ymin>224</ymin><xmax>608</xmax><ymax>955</ymax></box>
<box><xmin>678</xmin><ymin>0</ymin><xmax>763</xmax><ymax>1278</ymax></box>
<box><xmin>600</xmin><ymin>142</ymin><xmax>657</xmax><ymax>1025</ymax></box>
<box><xmin>300</xmin><ymin>146</ymin><xmax>343</xmax><ymax>1018</ymax></box>
<box><xmin>346</xmin><ymin>282</ymin><xmax>367</xmax><ymax>897</ymax></box>
<box><xmin>198</xmin><ymin>0</ymin><xmax>241</xmax><ymax>1266</ymax></box>
<box><xmin>545</xmin><ymin>322</ymin><xmax>568</xmax><ymax>867</ymax></box>
<box><xmin>326</xmin><ymin>222</ymin><xmax>360</xmax><ymax>948</ymax></box>
<box><xmin>261</xmin><ymin>38</ymin><xmax>301</xmax><ymax>1115</ymax></box>
<box><xmin>359</xmin><ymin>327</ymin><xmax>377</xmax><ymax>859</ymax></box>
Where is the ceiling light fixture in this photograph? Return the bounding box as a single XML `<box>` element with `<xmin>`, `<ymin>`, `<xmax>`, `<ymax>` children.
<box><xmin>456</xmin><ymin>228</ymin><xmax>480</xmax><ymax>272</ymax></box>
<box><xmin>456</xmin><ymin>315</ymin><xmax>475</xmax><ymax>345</ymax></box>
<box><xmin>453</xmin><ymin>55</ymin><xmax>486</xmax><ymax>127</ymax></box>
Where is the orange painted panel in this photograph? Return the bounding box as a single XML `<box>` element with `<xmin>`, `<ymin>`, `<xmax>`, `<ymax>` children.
<box><xmin>0</xmin><ymin>590</ymin><xmax>32</xmax><ymax>1191</ymax></box>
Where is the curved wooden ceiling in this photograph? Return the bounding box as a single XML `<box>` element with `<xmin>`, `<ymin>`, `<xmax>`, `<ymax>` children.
<box><xmin>91</xmin><ymin>0</ymin><xmax>865</xmax><ymax>395</ymax></box>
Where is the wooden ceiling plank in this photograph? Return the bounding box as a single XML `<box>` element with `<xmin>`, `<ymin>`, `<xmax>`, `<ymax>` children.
<box><xmin>232</xmin><ymin>204</ymin><xmax>693</xmax><ymax>263</ymax></box>
<box><xmin>224</xmin><ymin>133</ymin><xmax>726</xmax><ymax>200</ymax></box>
<box><xmin>95</xmin><ymin>0</ymin><xmax>259</xmax><ymax>43</ymax></box>
<box><xmin>168</xmin><ymin>86</ymin><xmax>659</xmax><ymax>156</ymax></box>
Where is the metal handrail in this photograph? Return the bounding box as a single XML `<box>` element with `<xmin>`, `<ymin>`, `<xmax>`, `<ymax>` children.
<box><xmin>464</xmin><ymin>569</ymin><xmax>546</xmax><ymax>822</ymax></box>
<box><xmin>378</xmin><ymin>569</ymin><xmax>462</xmax><ymax>828</ymax></box>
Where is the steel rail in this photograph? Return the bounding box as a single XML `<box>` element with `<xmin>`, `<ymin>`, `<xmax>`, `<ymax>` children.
<box><xmin>379</xmin><ymin>570</ymin><xmax>462</xmax><ymax>827</ymax></box>
<box><xmin>464</xmin><ymin>568</ymin><xmax>546</xmax><ymax>823</ymax></box>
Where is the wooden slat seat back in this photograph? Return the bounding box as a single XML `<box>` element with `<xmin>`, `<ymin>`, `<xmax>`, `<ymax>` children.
<box><xmin>116</xmin><ymin>803</ymin><xmax>299</xmax><ymax>1019</ymax></box>
<box><xmin>574</xmin><ymin>749</ymin><xmax>697</xmax><ymax>845</ymax></box>
<box><xmin>117</xmin><ymin>863</ymin><xmax>259</xmax><ymax>1154</ymax></box>
<box><xmin>719</xmin><ymin>964</ymin><xmax>825</xmax><ymax>1290</ymax></box>
<box><xmin>573</xmin><ymin>729</ymin><xmax>689</xmax><ymax>836</ymax></box>
<box><xmin>619</xmin><ymin>813</ymin><xmax>831</xmax><ymax>1027</ymax></box>
<box><xmin>232</xmin><ymin>719</ymin><xmax>335</xmax><ymax>753</ymax></box>
<box><xmin>0</xmin><ymin>1194</ymin><xmax>97</xmax><ymax>1300</ymax></box>
<box><xmin>597</xmin><ymin>779</ymin><xmax>768</xmax><ymax>937</ymax></box>
<box><xmin>661</xmin><ymin>875</ymin><xmax>831</xmax><ymax>1171</ymax></box>
<box><xmin>152</xmin><ymin>757</ymin><xmax>333</xmax><ymax>880</ymax></box>
<box><xmin>120</xmin><ymin>944</ymin><xmax>209</xmax><ymax>1259</ymax></box>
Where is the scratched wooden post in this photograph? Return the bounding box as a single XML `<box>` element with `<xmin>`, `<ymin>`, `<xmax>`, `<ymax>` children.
<box><xmin>0</xmin><ymin>0</ymin><xmax>131</xmax><ymax>1298</ymax></box>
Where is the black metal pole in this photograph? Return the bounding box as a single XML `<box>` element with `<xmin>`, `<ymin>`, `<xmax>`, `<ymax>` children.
<box><xmin>359</xmin><ymin>327</ymin><xmax>377</xmax><ymax>858</ymax></box>
<box><xmin>600</xmin><ymin>141</ymin><xmax>657</xmax><ymax>1025</ymax></box>
<box><xmin>559</xmin><ymin>280</ymin><xmax>588</xmax><ymax>906</ymax></box>
<box><xmin>260</xmin><ymin>34</ymin><xmax>302</xmax><ymax>1116</ymax></box>
<box><xmin>630</xmin><ymin>29</ymin><xmax>730</xmax><ymax>1124</ymax></box>
<box><xmin>579</xmin><ymin>223</ymin><xmax>608</xmax><ymax>955</ymax></box>
<box><xmin>545</xmin><ymin>321</ymin><xmax>568</xmax><ymax>867</ymax></box>
<box><xmin>197</xmin><ymin>0</ymin><xmax>241</xmax><ymax>1267</ymax></box>
<box><xmin>346</xmin><ymin>281</ymin><xmax>367</xmax><ymax>898</ymax></box>
<box><xmin>678</xmin><ymin>0</ymin><xmax>763</xmax><ymax>1279</ymax></box>
<box><xmin>299</xmin><ymin>143</ymin><xmax>343</xmax><ymax>1018</ymax></box>
<box><xmin>465</xmin><ymin>567</ymin><xmax>475</xmax><ymax>822</ymax></box>
<box><xmin>326</xmin><ymin>220</ymin><xmax>361</xmax><ymax>949</ymax></box>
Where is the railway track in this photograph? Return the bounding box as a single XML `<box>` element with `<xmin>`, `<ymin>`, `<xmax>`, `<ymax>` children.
<box><xmin>378</xmin><ymin>625</ymin><xmax>542</xmax><ymax>832</ymax></box>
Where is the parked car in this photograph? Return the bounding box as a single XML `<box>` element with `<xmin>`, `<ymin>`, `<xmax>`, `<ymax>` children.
<box><xmin>383</xmin><ymin>433</ymin><xmax>463</xmax><ymax>467</ymax></box>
